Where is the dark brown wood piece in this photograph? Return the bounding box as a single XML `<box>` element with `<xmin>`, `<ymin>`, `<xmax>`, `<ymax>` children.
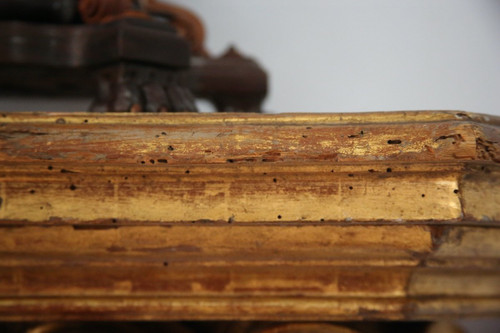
<box><xmin>0</xmin><ymin>19</ymin><xmax>197</xmax><ymax>112</ymax></box>
<box><xmin>191</xmin><ymin>47</ymin><xmax>268</xmax><ymax>112</ymax></box>
<box><xmin>0</xmin><ymin>0</ymin><xmax>80</xmax><ymax>24</ymax></box>
<box><xmin>0</xmin><ymin>2</ymin><xmax>269</xmax><ymax>112</ymax></box>
<box><xmin>0</xmin><ymin>19</ymin><xmax>187</xmax><ymax>68</ymax></box>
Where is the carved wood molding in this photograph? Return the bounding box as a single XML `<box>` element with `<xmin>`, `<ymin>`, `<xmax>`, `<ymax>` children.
<box><xmin>0</xmin><ymin>110</ymin><xmax>498</xmax><ymax>321</ymax></box>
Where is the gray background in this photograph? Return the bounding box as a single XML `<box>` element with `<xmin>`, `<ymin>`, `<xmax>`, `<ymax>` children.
<box><xmin>178</xmin><ymin>0</ymin><xmax>500</xmax><ymax>116</ymax></box>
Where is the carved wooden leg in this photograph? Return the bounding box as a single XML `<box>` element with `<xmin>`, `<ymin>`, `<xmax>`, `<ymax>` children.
<box><xmin>163</xmin><ymin>69</ymin><xmax>197</xmax><ymax>112</ymax></box>
<box><xmin>90</xmin><ymin>63</ymin><xmax>197</xmax><ymax>112</ymax></box>
<box><xmin>165</xmin><ymin>84</ymin><xmax>197</xmax><ymax>112</ymax></box>
<box><xmin>141</xmin><ymin>82</ymin><xmax>169</xmax><ymax>112</ymax></box>
<box><xmin>90</xmin><ymin>64</ymin><xmax>144</xmax><ymax>112</ymax></box>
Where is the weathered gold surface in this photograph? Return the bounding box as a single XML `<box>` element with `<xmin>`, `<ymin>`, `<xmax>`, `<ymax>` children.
<box><xmin>0</xmin><ymin>110</ymin><xmax>498</xmax><ymax>321</ymax></box>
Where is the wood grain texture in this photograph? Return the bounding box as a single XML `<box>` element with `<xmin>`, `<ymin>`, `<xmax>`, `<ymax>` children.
<box><xmin>0</xmin><ymin>110</ymin><xmax>499</xmax><ymax>321</ymax></box>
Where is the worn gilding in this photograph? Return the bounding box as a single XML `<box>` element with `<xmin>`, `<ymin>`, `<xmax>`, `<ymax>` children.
<box><xmin>0</xmin><ymin>110</ymin><xmax>498</xmax><ymax>320</ymax></box>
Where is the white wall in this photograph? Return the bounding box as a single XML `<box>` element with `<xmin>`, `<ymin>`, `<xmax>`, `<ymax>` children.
<box><xmin>173</xmin><ymin>0</ymin><xmax>500</xmax><ymax>116</ymax></box>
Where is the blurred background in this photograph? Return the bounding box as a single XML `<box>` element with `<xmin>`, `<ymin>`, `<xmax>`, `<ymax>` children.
<box><xmin>1</xmin><ymin>0</ymin><xmax>499</xmax><ymax>116</ymax></box>
<box><xmin>179</xmin><ymin>0</ymin><xmax>500</xmax><ymax>115</ymax></box>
